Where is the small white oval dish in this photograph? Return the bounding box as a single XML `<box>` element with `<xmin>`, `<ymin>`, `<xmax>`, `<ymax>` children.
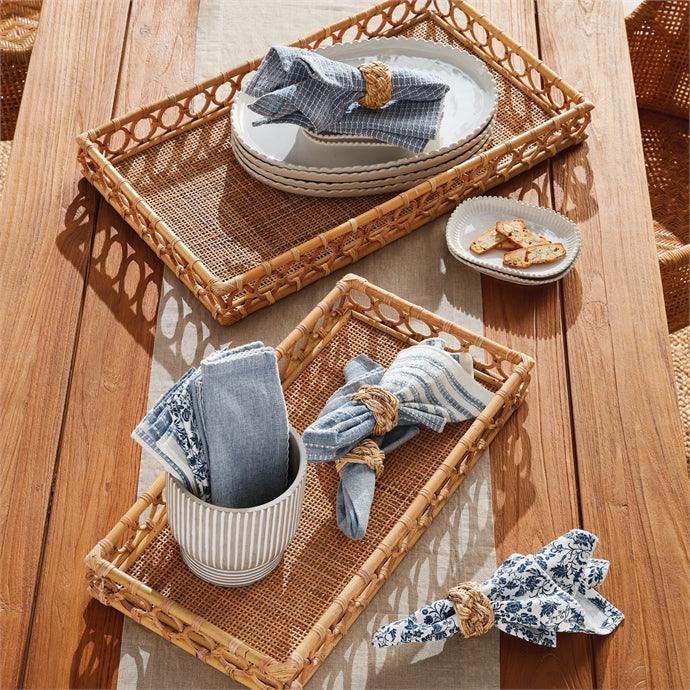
<box><xmin>446</xmin><ymin>196</ymin><xmax>581</xmax><ymax>280</ymax></box>
<box><xmin>448</xmin><ymin>243</ymin><xmax>580</xmax><ymax>285</ymax></box>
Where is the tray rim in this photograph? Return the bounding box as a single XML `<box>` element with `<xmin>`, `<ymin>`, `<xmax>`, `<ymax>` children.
<box><xmin>85</xmin><ymin>274</ymin><xmax>534</xmax><ymax>690</ymax></box>
<box><xmin>75</xmin><ymin>0</ymin><xmax>590</xmax><ymax>325</ymax></box>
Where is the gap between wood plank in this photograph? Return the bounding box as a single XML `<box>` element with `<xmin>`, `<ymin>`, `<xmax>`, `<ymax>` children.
<box><xmin>0</xmin><ymin>1</ymin><xmax>133</xmax><ymax>686</ymax></box>
<box><xmin>474</xmin><ymin>0</ymin><xmax>595</xmax><ymax>686</ymax></box>
<box><xmin>537</xmin><ymin>0</ymin><xmax>690</xmax><ymax>686</ymax></box>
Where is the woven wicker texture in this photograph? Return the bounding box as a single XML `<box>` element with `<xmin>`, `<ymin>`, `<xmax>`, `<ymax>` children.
<box><xmin>627</xmin><ymin>0</ymin><xmax>689</xmax><ymax>118</ymax></box>
<box><xmin>0</xmin><ymin>0</ymin><xmax>41</xmax><ymax>139</ymax></box>
<box><xmin>0</xmin><ymin>141</ymin><xmax>10</xmax><ymax>198</ymax></box>
<box><xmin>127</xmin><ymin>317</ymin><xmax>482</xmax><ymax>660</ymax></box>
<box><xmin>113</xmin><ymin>19</ymin><xmax>548</xmax><ymax>285</ymax></box>
<box><xmin>86</xmin><ymin>276</ymin><xmax>532</xmax><ymax>689</ymax></box>
<box><xmin>78</xmin><ymin>0</ymin><xmax>592</xmax><ymax>325</ymax></box>
<box><xmin>669</xmin><ymin>325</ymin><xmax>690</xmax><ymax>468</ymax></box>
<box><xmin>627</xmin><ymin>0</ymin><xmax>689</xmax><ymax>332</ymax></box>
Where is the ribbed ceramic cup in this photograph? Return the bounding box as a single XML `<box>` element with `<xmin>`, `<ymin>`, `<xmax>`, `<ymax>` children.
<box><xmin>167</xmin><ymin>428</ymin><xmax>307</xmax><ymax>587</ymax></box>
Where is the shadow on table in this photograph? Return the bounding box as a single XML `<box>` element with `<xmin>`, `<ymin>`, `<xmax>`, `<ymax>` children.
<box><xmin>57</xmin><ymin>179</ymin><xmax>162</xmax><ymax>348</ymax></box>
<box><xmin>87</xmin><ymin>202</ymin><xmax>485</xmax><ymax>385</ymax></box>
<box><xmin>551</xmin><ymin>141</ymin><xmax>599</xmax><ymax>224</ymax></box>
<box><xmin>70</xmin><ymin>600</ymin><xmax>123</xmax><ymax>689</ymax></box>
<box><xmin>58</xmin><ymin>134</ymin><xmax>597</xmax><ymax>369</ymax></box>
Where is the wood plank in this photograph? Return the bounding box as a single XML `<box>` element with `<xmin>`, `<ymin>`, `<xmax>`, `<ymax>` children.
<box><xmin>470</xmin><ymin>1</ymin><xmax>595</xmax><ymax>687</ymax></box>
<box><xmin>20</xmin><ymin>1</ymin><xmax>200</xmax><ymax>688</ymax></box>
<box><xmin>537</xmin><ymin>1</ymin><xmax>690</xmax><ymax>687</ymax></box>
<box><xmin>0</xmin><ymin>2</ymin><xmax>131</xmax><ymax>688</ymax></box>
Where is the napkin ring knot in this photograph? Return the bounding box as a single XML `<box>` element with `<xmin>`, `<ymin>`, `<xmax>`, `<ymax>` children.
<box><xmin>335</xmin><ymin>439</ymin><xmax>385</xmax><ymax>478</ymax></box>
<box><xmin>351</xmin><ymin>384</ymin><xmax>399</xmax><ymax>435</ymax></box>
<box><xmin>358</xmin><ymin>61</ymin><xmax>392</xmax><ymax>109</ymax></box>
<box><xmin>447</xmin><ymin>582</ymin><xmax>495</xmax><ymax>639</ymax></box>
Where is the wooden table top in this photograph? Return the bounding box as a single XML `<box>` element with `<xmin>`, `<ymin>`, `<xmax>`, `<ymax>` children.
<box><xmin>0</xmin><ymin>1</ymin><xmax>688</xmax><ymax>688</ymax></box>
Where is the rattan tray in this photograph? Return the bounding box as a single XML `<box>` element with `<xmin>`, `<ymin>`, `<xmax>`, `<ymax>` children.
<box><xmin>86</xmin><ymin>275</ymin><xmax>533</xmax><ymax>690</ymax></box>
<box><xmin>77</xmin><ymin>0</ymin><xmax>592</xmax><ymax>326</ymax></box>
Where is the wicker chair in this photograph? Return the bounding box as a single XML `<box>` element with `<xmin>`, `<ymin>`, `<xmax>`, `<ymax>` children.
<box><xmin>0</xmin><ymin>0</ymin><xmax>41</xmax><ymax>140</ymax></box>
<box><xmin>626</xmin><ymin>0</ymin><xmax>689</xmax><ymax>333</ymax></box>
<box><xmin>627</xmin><ymin>0</ymin><xmax>690</xmax><ymax>464</ymax></box>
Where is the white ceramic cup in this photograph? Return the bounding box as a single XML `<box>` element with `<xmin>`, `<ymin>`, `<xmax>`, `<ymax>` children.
<box><xmin>166</xmin><ymin>428</ymin><xmax>307</xmax><ymax>587</ymax></box>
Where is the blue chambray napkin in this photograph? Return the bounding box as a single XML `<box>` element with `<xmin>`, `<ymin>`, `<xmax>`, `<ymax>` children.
<box><xmin>189</xmin><ymin>343</ymin><xmax>289</xmax><ymax>508</ymax></box>
<box><xmin>244</xmin><ymin>46</ymin><xmax>450</xmax><ymax>152</ymax></box>
<box><xmin>317</xmin><ymin>354</ymin><xmax>419</xmax><ymax>540</ymax></box>
<box><xmin>132</xmin><ymin>342</ymin><xmax>289</xmax><ymax>509</ymax></box>
<box><xmin>372</xmin><ymin>530</ymin><xmax>624</xmax><ymax>648</ymax></box>
<box><xmin>304</xmin><ymin>338</ymin><xmax>494</xmax><ymax>462</ymax></box>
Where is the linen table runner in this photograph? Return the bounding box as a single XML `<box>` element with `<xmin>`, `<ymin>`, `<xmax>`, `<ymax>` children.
<box><xmin>116</xmin><ymin>2</ymin><xmax>501</xmax><ymax>687</ymax></box>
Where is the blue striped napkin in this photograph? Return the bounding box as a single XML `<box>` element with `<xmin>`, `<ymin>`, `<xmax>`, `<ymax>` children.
<box><xmin>245</xmin><ymin>46</ymin><xmax>450</xmax><ymax>152</ymax></box>
<box><xmin>304</xmin><ymin>339</ymin><xmax>494</xmax><ymax>539</ymax></box>
<box><xmin>304</xmin><ymin>338</ymin><xmax>494</xmax><ymax>462</ymax></box>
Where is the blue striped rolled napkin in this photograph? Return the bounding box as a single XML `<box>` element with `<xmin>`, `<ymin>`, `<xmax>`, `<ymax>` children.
<box><xmin>372</xmin><ymin>529</ymin><xmax>624</xmax><ymax>648</ymax></box>
<box><xmin>245</xmin><ymin>46</ymin><xmax>450</xmax><ymax>152</ymax></box>
<box><xmin>304</xmin><ymin>338</ymin><xmax>494</xmax><ymax>539</ymax></box>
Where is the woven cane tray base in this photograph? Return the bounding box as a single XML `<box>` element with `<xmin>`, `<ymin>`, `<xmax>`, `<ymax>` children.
<box><xmin>78</xmin><ymin>0</ymin><xmax>592</xmax><ymax>325</ymax></box>
<box><xmin>86</xmin><ymin>275</ymin><xmax>533</xmax><ymax>690</ymax></box>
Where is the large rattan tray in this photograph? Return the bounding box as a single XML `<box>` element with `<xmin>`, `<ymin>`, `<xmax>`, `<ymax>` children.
<box><xmin>86</xmin><ymin>275</ymin><xmax>533</xmax><ymax>690</ymax></box>
<box><xmin>77</xmin><ymin>0</ymin><xmax>592</xmax><ymax>326</ymax></box>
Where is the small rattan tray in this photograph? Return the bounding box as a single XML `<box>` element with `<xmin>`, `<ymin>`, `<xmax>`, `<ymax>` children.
<box><xmin>86</xmin><ymin>275</ymin><xmax>533</xmax><ymax>690</ymax></box>
<box><xmin>77</xmin><ymin>0</ymin><xmax>592</xmax><ymax>326</ymax></box>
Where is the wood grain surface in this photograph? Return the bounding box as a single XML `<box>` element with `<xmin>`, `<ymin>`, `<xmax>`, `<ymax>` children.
<box><xmin>538</xmin><ymin>0</ymin><xmax>690</xmax><ymax>687</ymax></box>
<box><xmin>0</xmin><ymin>1</ymin><xmax>130</xmax><ymax>687</ymax></box>
<box><xmin>19</xmin><ymin>2</ymin><xmax>200</xmax><ymax>688</ymax></box>
<box><xmin>471</xmin><ymin>1</ymin><xmax>595</xmax><ymax>687</ymax></box>
<box><xmin>2</xmin><ymin>0</ymin><xmax>688</xmax><ymax>688</ymax></box>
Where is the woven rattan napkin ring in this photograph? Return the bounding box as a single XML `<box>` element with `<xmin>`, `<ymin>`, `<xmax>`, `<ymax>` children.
<box><xmin>334</xmin><ymin>385</ymin><xmax>399</xmax><ymax>477</ymax></box>
<box><xmin>358</xmin><ymin>61</ymin><xmax>392</xmax><ymax>109</ymax></box>
<box><xmin>447</xmin><ymin>582</ymin><xmax>496</xmax><ymax>638</ymax></box>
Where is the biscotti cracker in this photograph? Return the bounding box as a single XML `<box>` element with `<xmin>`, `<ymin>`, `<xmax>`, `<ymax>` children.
<box><xmin>503</xmin><ymin>242</ymin><xmax>566</xmax><ymax>268</ymax></box>
<box><xmin>496</xmin><ymin>238</ymin><xmax>520</xmax><ymax>250</ymax></box>
<box><xmin>470</xmin><ymin>227</ymin><xmax>506</xmax><ymax>254</ymax></box>
<box><xmin>496</xmin><ymin>219</ymin><xmax>549</xmax><ymax>248</ymax></box>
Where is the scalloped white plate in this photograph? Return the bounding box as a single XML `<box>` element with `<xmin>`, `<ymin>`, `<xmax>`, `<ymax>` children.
<box><xmin>446</xmin><ymin>196</ymin><xmax>581</xmax><ymax>279</ymax></box>
<box><xmin>231</xmin><ymin>126</ymin><xmax>492</xmax><ymax>193</ymax></box>
<box><xmin>231</xmin><ymin>119</ymin><xmax>493</xmax><ymax>183</ymax></box>
<box><xmin>231</xmin><ymin>120</ymin><xmax>493</xmax><ymax>183</ymax></box>
<box><xmin>231</xmin><ymin>129</ymin><xmax>491</xmax><ymax>197</ymax></box>
<box><xmin>231</xmin><ymin>38</ymin><xmax>497</xmax><ymax>175</ymax></box>
<box><xmin>449</xmin><ymin>243</ymin><xmax>580</xmax><ymax>285</ymax></box>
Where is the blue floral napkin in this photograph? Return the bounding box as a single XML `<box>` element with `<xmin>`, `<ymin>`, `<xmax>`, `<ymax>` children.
<box><xmin>372</xmin><ymin>530</ymin><xmax>624</xmax><ymax>648</ymax></box>
<box><xmin>132</xmin><ymin>342</ymin><xmax>289</xmax><ymax>509</ymax></box>
<box><xmin>304</xmin><ymin>339</ymin><xmax>493</xmax><ymax>540</ymax></box>
<box><xmin>245</xmin><ymin>46</ymin><xmax>450</xmax><ymax>152</ymax></box>
<box><xmin>132</xmin><ymin>367</ymin><xmax>210</xmax><ymax>500</ymax></box>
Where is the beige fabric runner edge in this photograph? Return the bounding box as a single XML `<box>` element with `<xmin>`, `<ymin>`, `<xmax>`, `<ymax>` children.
<box><xmin>116</xmin><ymin>2</ymin><xmax>500</xmax><ymax>687</ymax></box>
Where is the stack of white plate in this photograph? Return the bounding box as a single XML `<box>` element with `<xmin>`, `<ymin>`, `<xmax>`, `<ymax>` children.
<box><xmin>230</xmin><ymin>38</ymin><xmax>497</xmax><ymax>197</ymax></box>
<box><xmin>446</xmin><ymin>196</ymin><xmax>582</xmax><ymax>285</ymax></box>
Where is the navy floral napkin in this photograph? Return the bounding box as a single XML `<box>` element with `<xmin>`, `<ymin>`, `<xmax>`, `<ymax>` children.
<box><xmin>372</xmin><ymin>530</ymin><xmax>624</xmax><ymax>648</ymax></box>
